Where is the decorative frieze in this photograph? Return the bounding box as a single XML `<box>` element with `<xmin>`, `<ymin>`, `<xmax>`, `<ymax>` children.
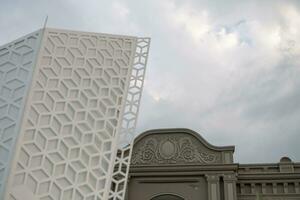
<box><xmin>131</xmin><ymin>129</ymin><xmax>234</xmax><ymax>166</ymax></box>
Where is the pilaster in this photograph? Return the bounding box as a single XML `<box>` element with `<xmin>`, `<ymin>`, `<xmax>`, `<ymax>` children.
<box><xmin>206</xmin><ymin>174</ymin><xmax>221</xmax><ymax>200</ymax></box>
<box><xmin>223</xmin><ymin>173</ymin><xmax>237</xmax><ymax>200</ymax></box>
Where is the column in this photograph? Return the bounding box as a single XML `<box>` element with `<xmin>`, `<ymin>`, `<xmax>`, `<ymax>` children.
<box><xmin>223</xmin><ymin>174</ymin><xmax>237</xmax><ymax>200</ymax></box>
<box><xmin>206</xmin><ymin>174</ymin><xmax>220</xmax><ymax>200</ymax></box>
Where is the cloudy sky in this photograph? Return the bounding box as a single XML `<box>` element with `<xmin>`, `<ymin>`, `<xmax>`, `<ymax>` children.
<box><xmin>1</xmin><ymin>0</ymin><xmax>300</xmax><ymax>163</ymax></box>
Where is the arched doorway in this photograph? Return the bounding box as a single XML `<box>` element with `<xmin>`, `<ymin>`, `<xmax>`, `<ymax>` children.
<box><xmin>151</xmin><ymin>194</ymin><xmax>184</xmax><ymax>200</ymax></box>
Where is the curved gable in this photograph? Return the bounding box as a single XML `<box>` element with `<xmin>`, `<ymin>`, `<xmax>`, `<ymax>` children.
<box><xmin>131</xmin><ymin>128</ymin><xmax>234</xmax><ymax>166</ymax></box>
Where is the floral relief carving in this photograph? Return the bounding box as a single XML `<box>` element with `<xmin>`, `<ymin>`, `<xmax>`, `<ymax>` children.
<box><xmin>131</xmin><ymin>133</ymin><xmax>222</xmax><ymax>165</ymax></box>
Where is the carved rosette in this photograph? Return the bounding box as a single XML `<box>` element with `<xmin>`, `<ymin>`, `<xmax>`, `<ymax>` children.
<box><xmin>131</xmin><ymin>133</ymin><xmax>221</xmax><ymax>165</ymax></box>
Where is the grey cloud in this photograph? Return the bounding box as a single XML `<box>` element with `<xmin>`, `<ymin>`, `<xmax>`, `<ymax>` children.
<box><xmin>1</xmin><ymin>0</ymin><xmax>300</xmax><ymax>163</ymax></box>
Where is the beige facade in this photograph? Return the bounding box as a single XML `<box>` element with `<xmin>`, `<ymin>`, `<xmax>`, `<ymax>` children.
<box><xmin>127</xmin><ymin>129</ymin><xmax>300</xmax><ymax>200</ymax></box>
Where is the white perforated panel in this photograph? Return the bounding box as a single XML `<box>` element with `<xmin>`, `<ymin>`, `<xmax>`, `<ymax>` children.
<box><xmin>4</xmin><ymin>28</ymin><xmax>138</xmax><ymax>200</ymax></box>
<box><xmin>109</xmin><ymin>38</ymin><xmax>150</xmax><ymax>200</ymax></box>
<box><xmin>0</xmin><ymin>30</ymin><xmax>42</xmax><ymax>199</ymax></box>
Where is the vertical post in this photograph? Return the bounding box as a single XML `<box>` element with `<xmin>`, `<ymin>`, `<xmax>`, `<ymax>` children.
<box><xmin>43</xmin><ymin>15</ymin><xmax>48</xmax><ymax>28</ymax></box>
<box><xmin>206</xmin><ymin>174</ymin><xmax>220</xmax><ymax>200</ymax></box>
<box><xmin>262</xmin><ymin>183</ymin><xmax>266</xmax><ymax>194</ymax></box>
<box><xmin>295</xmin><ymin>182</ymin><xmax>300</xmax><ymax>193</ymax></box>
<box><xmin>223</xmin><ymin>174</ymin><xmax>237</xmax><ymax>200</ymax></box>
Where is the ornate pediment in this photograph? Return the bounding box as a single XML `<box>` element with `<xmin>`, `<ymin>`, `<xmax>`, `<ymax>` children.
<box><xmin>131</xmin><ymin>129</ymin><xmax>234</xmax><ymax>166</ymax></box>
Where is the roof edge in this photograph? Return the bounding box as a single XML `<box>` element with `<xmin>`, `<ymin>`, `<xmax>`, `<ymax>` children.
<box><xmin>134</xmin><ymin>128</ymin><xmax>235</xmax><ymax>152</ymax></box>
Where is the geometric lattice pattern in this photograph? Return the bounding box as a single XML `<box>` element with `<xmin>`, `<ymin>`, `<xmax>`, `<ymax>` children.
<box><xmin>3</xmin><ymin>28</ymin><xmax>140</xmax><ymax>200</ymax></box>
<box><xmin>109</xmin><ymin>38</ymin><xmax>151</xmax><ymax>200</ymax></box>
<box><xmin>0</xmin><ymin>30</ymin><xmax>42</xmax><ymax>200</ymax></box>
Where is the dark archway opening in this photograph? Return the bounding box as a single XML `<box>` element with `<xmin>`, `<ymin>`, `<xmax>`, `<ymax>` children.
<box><xmin>151</xmin><ymin>194</ymin><xmax>184</xmax><ymax>200</ymax></box>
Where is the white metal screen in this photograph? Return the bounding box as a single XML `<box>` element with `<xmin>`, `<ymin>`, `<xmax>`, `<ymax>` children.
<box><xmin>109</xmin><ymin>38</ymin><xmax>150</xmax><ymax>200</ymax></box>
<box><xmin>3</xmin><ymin>28</ymin><xmax>145</xmax><ymax>200</ymax></box>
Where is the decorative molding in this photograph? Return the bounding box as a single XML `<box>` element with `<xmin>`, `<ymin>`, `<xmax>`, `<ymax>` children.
<box><xmin>131</xmin><ymin>130</ymin><xmax>231</xmax><ymax>166</ymax></box>
<box><xmin>223</xmin><ymin>174</ymin><xmax>238</xmax><ymax>182</ymax></box>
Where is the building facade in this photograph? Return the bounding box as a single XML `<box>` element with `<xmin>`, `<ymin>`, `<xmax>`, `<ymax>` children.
<box><xmin>127</xmin><ymin>129</ymin><xmax>300</xmax><ymax>200</ymax></box>
<box><xmin>0</xmin><ymin>28</ymin><xmax>150</xmax><ymax>200</ymax></box>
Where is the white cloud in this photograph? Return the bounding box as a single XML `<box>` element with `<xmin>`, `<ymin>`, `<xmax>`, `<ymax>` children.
<box><xmin>112</xmin><ymin>1</ymin><xmax>130</xmax><ymax>19</ymax></box>
<box><xmin>167</xmin><ymin>3</ymin><xmax>211</xmax><ymax>42</ymax></box>
<box><xmin>136</xmin><ymin>0</ymin><xmax>300</xmax><ymax>163</ymax></box>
